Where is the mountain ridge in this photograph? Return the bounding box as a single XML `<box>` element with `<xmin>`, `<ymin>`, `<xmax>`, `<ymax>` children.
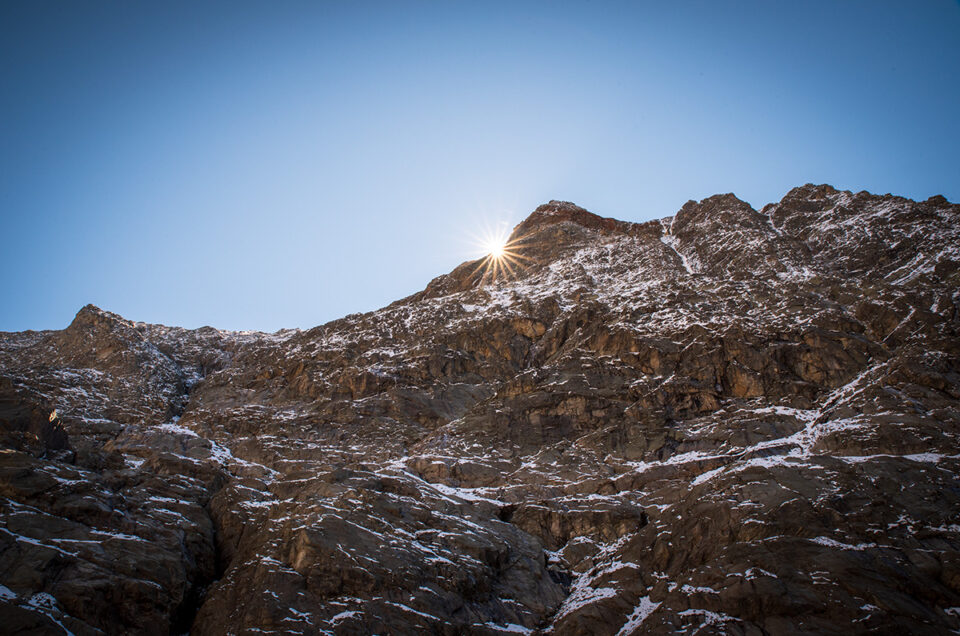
<box><xmin>28</xmin><ymin>181</ymin><xmax>953</xmax><ymax>335</ymax></box>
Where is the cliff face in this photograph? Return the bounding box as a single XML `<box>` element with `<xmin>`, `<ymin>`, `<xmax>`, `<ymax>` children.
<box><xmin>1</xmin><ymin>184</ymin><xmax>959</xmax><ymax>635</ymax></box>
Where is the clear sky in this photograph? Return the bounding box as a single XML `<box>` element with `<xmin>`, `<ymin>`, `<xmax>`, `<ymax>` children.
<box><xmin>2</xmin><ymin>1</ymin><xmax>958</xmax><ymax>332</ymax></box>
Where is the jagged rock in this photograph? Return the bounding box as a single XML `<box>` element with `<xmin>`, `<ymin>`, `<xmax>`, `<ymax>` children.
<box><xmin>1</xmin><ymin>184</ymin><xmax>959</xmax><ymax>634</ymax></box>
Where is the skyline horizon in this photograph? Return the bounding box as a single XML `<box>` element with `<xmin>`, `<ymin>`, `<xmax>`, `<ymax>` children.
<box><xmin>21</xmin><ymin>179</ymin><xmax>953</xmax><ymax>334</ymax></box>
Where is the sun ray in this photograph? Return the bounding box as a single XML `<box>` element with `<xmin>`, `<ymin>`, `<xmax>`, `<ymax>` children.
<box><xmin>468</xmin><ymin>220</ymin><xmax>541</xmax><ymax>285</ymax></box>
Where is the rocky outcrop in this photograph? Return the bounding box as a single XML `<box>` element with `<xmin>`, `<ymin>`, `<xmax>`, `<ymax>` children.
<box><xmin>1</xmin><ymin>184</ymin><xmax>959</xmax><ymax>634</ymax></box>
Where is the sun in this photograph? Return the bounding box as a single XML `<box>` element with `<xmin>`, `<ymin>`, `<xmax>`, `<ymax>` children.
<box><xmin>468</xmin><ymin>221</ymin><xmax>531</xmax><ymax>283</ymax></box>
<box><xmin>484</xmin><ymin>235</ymin><xmax>508</xmax><ymax>259</ymax></box>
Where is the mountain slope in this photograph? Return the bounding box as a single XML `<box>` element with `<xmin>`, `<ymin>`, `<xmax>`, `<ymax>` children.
<box><xmin>1</xmin><ymin>184</ymin><xmax>959</xmax><ymax>635</ymax></box>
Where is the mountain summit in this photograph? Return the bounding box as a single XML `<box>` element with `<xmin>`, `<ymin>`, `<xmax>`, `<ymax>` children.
<box><xmin>1</xmin><ymin>185</ymin><xmax>959</xmax><ymax>634</ymax></box>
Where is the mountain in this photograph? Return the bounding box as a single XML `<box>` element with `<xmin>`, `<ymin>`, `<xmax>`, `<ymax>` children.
<box><xmin>1</xmin><ymin>184</ymin><xmax>959</xmax><ymax>635</ymax></box>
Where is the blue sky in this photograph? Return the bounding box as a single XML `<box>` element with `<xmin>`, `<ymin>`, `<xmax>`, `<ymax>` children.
<box><xmin>2</xmin><ymin>1</ymin><xmax>958</xmax><ymax>332</ymax></box>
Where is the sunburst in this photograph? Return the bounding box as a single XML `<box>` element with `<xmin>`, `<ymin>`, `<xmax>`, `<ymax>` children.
<box><xmin>469</xmin><ymin>222</ymin><xmax>532</xmax><ymax>283</ymax></box>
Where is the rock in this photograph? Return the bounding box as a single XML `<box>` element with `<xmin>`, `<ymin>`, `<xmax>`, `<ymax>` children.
<box><xmin>1</xmin><ymin>184</ymin><xmax>959</xmax><ymax>634</ymax></box>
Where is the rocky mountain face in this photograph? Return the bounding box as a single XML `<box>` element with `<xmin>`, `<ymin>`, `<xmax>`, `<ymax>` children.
<box><xmin>1</xmin><ymin>183</ymin><xmax>959</xmax><ymax>635</ymax></box>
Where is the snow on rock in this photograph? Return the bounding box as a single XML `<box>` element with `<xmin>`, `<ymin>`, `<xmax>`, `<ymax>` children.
<box><xmin>1</xmin><ymin>185</ymin><xmax>959</xmax><ymax>634</ymax></box>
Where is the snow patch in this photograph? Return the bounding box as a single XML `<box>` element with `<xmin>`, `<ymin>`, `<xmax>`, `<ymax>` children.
<box><xmin>809</xmin><ymin>536</ymin><xmax>877</xmax><ymax>551</ymax></box>
<box><xmin>481</xmin><ymin>622</ymin><xmax>532</xmax><ymax>634</ymax></box>
<box><xmin>616</xmin><ymin>596</ymin><xmax>661</xmax><ymax>635</ymax></box>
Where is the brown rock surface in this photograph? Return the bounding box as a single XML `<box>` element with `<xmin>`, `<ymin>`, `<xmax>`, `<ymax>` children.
<box><xmin>1</xmin><ymin>184</ymin><xmax>959</xmax><ymax>634</ymax></box>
